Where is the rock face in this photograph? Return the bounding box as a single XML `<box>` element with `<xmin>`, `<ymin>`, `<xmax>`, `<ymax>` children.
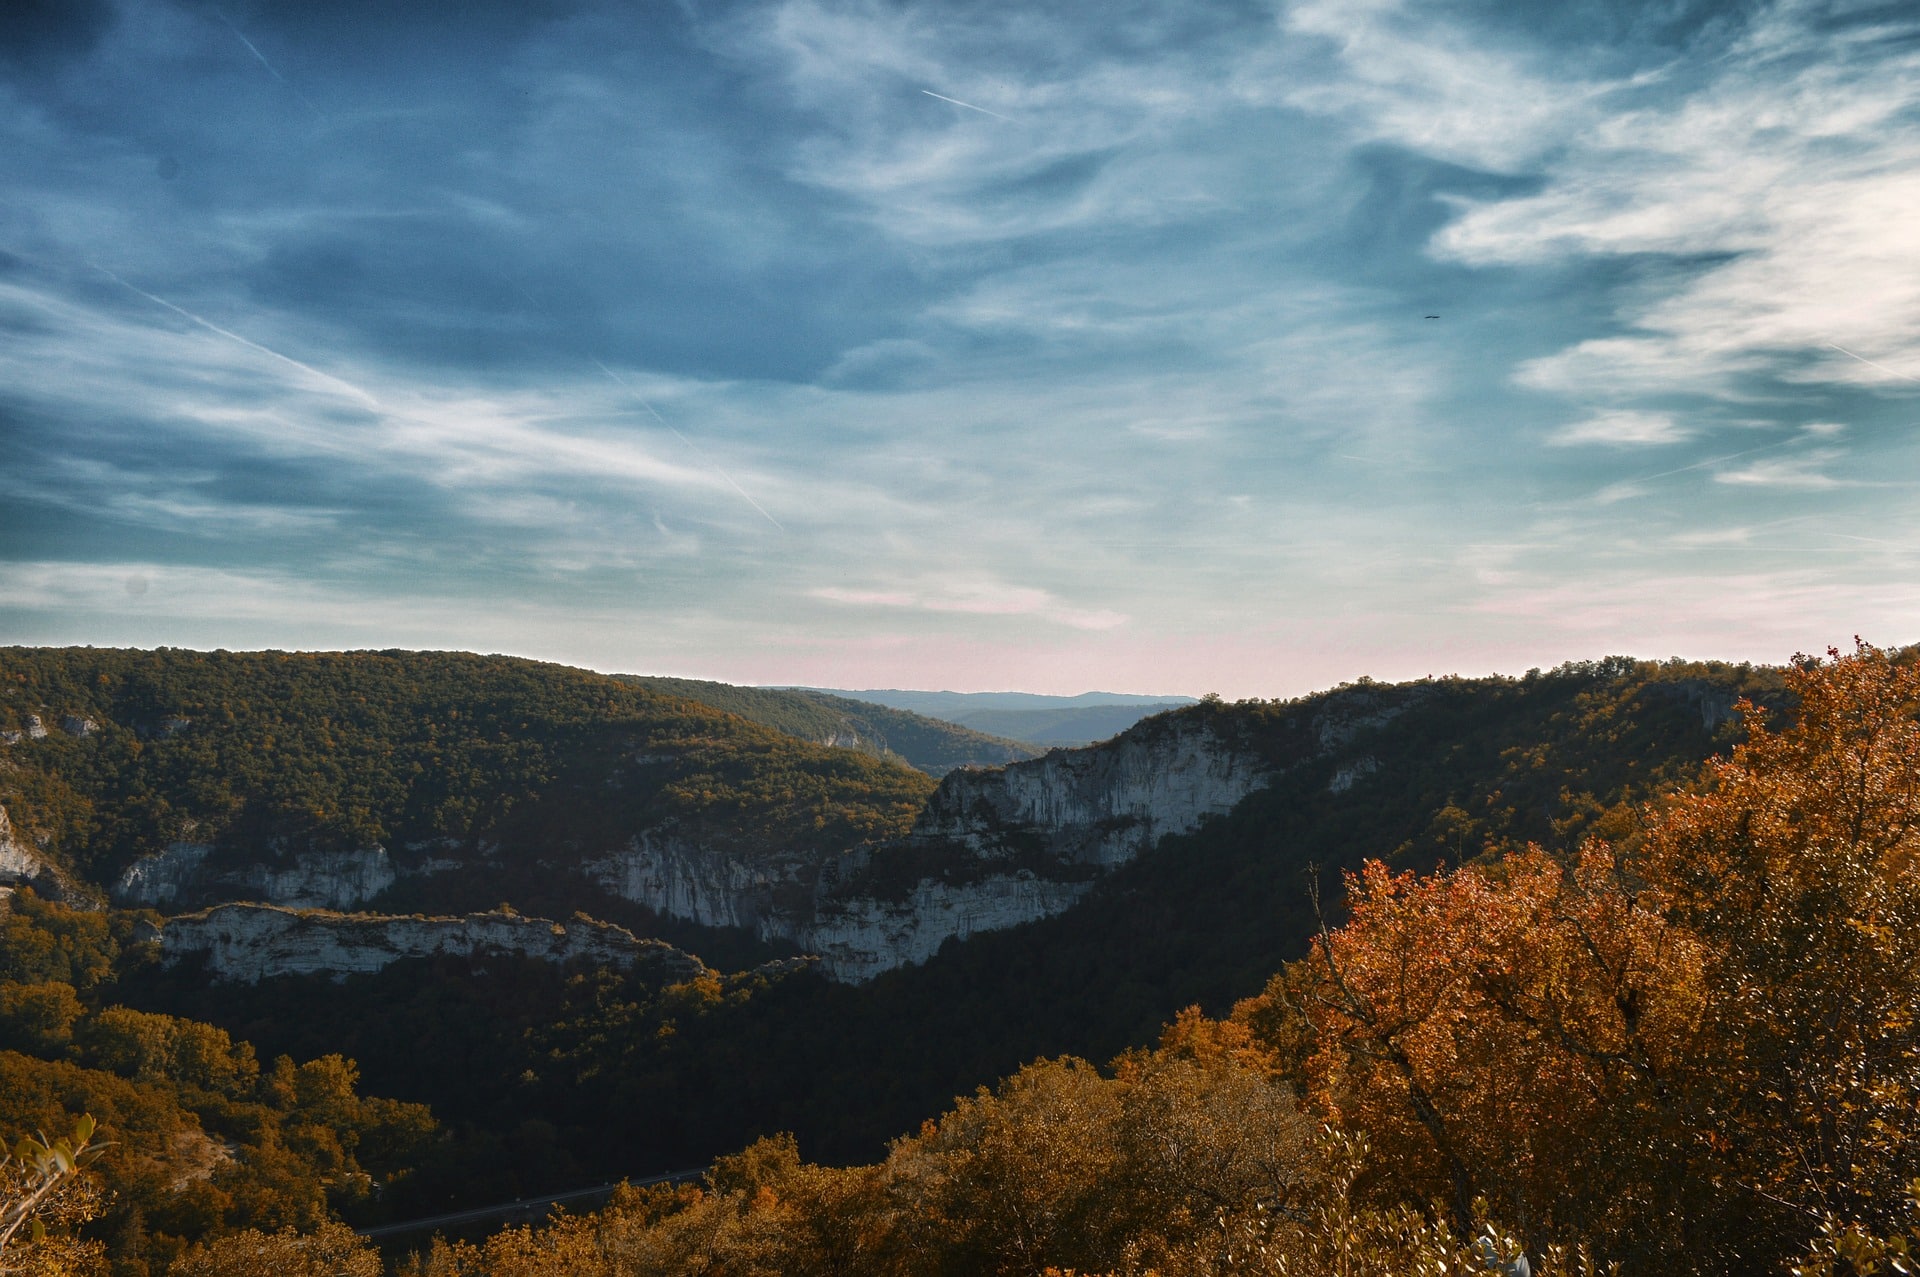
<box><xmin>1328</xmin><ymin>757</ymin><xmax>1379</xmax><ymax>794</ymax></box>
<box><xmin>803</xmin><ymin>871</ymin><xmax>1096</xmax><ymax>984</ymax></box>
<box><xmin>113</xmin><ymin>844</ymin><xmax>396</xmax><ymax>911</ymax></box>
<box><xmin>587</xmin><ymin>716</ymin><xmax>1273</xmax><ymax>981</ymax></box>
<box><xmin>911</xmin><ymin>721</ymin><xmax>1270</xmax><ymax>867</ymax></box>
<box><xmin>160</xmin><ymin>903</ymin><xmax>713</xmax><ymax>985</ymax></box>
<box><xmin>0</xmin><ymin>804</ymin><xmax>82</xmax><ymax>905</ymax></box>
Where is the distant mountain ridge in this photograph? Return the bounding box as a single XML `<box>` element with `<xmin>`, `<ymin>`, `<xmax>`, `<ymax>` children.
<box><xmin>791</xmin><ymin>688</ymin><xmax>1199</xmax><ymax>746</ymax></box>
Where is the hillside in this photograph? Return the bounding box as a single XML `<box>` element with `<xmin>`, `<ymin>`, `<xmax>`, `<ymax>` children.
<box><xmin>110</xmin><ymin>653</ymin><xmax>1785</xmax><ymax>1189</ymax></box>
<box><xmin>345</xmin><ymin>643</ymin><xmax>1920</xmax><ymax>1277</ymax></box>
<box><xmin>0</xmin><ymin>648</ymin><xmax>936</xmax><ymax>917</ymax></box>
<box><xmin>609</xmin><ymin>676</ymin><xmax>1038</xmax><ymax>774</ymax></box>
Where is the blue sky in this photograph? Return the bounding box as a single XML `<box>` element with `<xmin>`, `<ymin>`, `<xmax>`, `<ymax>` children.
<box><xmin>2</xmin><ymin>0</ymin><xmax>1917</xmax><ymax>696</ymax></box>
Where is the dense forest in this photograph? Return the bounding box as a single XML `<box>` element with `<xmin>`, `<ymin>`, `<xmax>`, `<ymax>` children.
<box><xmin>13</xmin><ymin>643</ymin><xmax>1920</xmax><ymax>1274</ymax></box>
<box><xmin>0</xmin><ymin>648</ymin><xmax>935</xmax><ymax>899</ymax></box>
<box><xmin>101</xmin><ymin>653</ymin><xmax>1783</xmax><ymax>1193</ymax></box>
<box><xmin>0</xmin><ymin>888</ymin><xmax>449</xmax><ymax>1271</ymax></box>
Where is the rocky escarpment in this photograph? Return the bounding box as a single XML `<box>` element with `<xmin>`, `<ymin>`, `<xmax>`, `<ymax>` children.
<box><xmin>908</xmin><ymin>720</ymin><xmax>1271</xmax><ymax>867</ymax></box>
<box><xmin>587</xmin><ymin>715</ymin><xmax>1275</xmax><ymax>981</ymax></box>
<box><xmin>0</xmin><ymin>804</ymin><xmax>85</xmax><ymax>905</ymax></box>
<box><xmin>113</xmin><ymin>843</ymin><xmax>398</xmax><ymax>912</ymax></box>
<box><xmin>159</xmin><ymin>903</ymin><xmax>714</xmax><ymax>985</ymax></box>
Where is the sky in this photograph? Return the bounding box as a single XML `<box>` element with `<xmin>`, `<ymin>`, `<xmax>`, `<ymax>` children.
<box><xmin>2</xmin><ymin>0</ymin><xmax>1918</xmax><ymax>697</ymax></box>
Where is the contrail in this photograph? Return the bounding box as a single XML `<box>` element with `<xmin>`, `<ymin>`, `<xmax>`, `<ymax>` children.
<box><xmin>214</xmin><ymin>12</ymin><xmax>324</xmax><ymax>119</ymax></box>
<box><xmin>1629</xmin><ymin>437</ymin><xmax>1800</xmax><ymax>485</ymax></box>
<box><xmin>92</xmin><ymin>264</ymin><xmax>381</xmax><ymax>410</ymax></box>
<box><xmin>921</xmin><ymin>90</ymin><xmax>1013</xmax><ymax>122</ymax></box>
<box><xmin>1826</xmin><ymin>341</ymin><xmax>1920</xmax><ymax>385</ymax></box>
<box><xmin>589</xmin><ymin>359</ymin><xmax>785</xmax><ymax>532</ymax></box>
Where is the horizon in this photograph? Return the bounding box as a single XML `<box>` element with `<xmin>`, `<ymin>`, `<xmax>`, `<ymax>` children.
<box><xmin>3</xmin><ymin>0</ymin><xmax>1917</xmax><ymax>698</ymax></box>
<box><xmin>0</xmin><ymin>636</ymin><xmax>1837</xmax><ymax>703</ymax></box>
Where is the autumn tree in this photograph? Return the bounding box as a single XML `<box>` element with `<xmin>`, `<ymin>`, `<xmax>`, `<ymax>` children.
<box><xmin>1248</xmin><ymin>642</ymin><xmax>1920</xmax><ymax>1273</ymax></box>
<box><xmin>169</xmin><ymin>1220</ymin><xmax>380</xmax><ymax>1277</ymax></box>
<box><xmin>1639</xmin><ymin>642</ymin><xmax>1920</xmax><ymax>1252</ymax></box>
<box><xmin>0</xmin><ymin>1115</ymin><xmax>107</xmax><ymax>1277</ymax></box>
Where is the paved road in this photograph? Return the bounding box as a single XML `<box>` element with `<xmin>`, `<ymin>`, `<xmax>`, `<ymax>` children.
<box><xmin>356</xmin><ymin>1167</ymin><xmax>707</xmax><ymax>1240</ymax></box>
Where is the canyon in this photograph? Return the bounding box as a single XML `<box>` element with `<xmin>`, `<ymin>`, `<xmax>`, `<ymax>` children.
<box><xmin>95</xmin><ymin>710</ymin><xmax>1286</xmax><ymax>983</ymax></box>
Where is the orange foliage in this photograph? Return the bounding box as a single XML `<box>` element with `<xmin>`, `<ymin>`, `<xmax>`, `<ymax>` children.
<box><xmin>1249</xmin><ymin>642</ymin><xmax>1920</xmax><ymax>1273</ymax></box>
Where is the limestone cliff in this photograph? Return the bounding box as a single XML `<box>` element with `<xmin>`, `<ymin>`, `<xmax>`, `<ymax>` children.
<box><xmin>0</xmin><ymin>804</ymin><xmax>85</xmax><ymax>905</ymax></box>
<box><xmin>114</xmin><ymin>843</ymin><xmax>396</xmax><ymax>911</ymax></box>
<box><xmin>586</xmin><ymin>715</ymin><xmax>1274</xmax><ymax>981</ymax></box>
<box><xmin>160</xmin><ymin>903</ymin><xmax>712</xmax><ymax>985</ymax></box>
<box><xmin>802</xmin><ymin>871</ymin><xmax>1096</xmax><ymax>984</ymax></box>
<box><xmin>909</xmin><ymin>717</ymin><xmax>1271</xmax><ymax>867</ymax></box>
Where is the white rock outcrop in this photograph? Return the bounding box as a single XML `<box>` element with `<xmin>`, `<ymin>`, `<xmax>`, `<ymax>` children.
<box><xmin>804</xmin><ymin>872</ymin><xmax>1096</xmax><ymax>984</ymax></box>
<box><xmin>1328</xmin><ymin>757</ymin><xmax>1379</xmax><ymax>794</ymax></box>
<box><xmin>913</xmin><ymin>718</ymin><xmax>1269</xmax><ymax>868</ymax></box>
<box><xmin>0</xmin><ymin>805</ymin><xmax>51</xmax><ymax>886</ymax></box>
<box><xmin>587</xmin><ymin>715</ymin><xmax>1273</xmax><ymax>981</ymax></box>
<box><xmin>113</xmin><ymin>843</ymin><xmax>396</xmax><ymax>911</ymax></box>
<box><xmin>160</xmin><ymin>903</ymin><xmax>712</xmax><ymax>985</ymax></box>
<box><xmin>587</xmin><ymin>830</ymin><xmax>772</xmax><ymax>932</ymax></box>
<box><xmin>0</xmin><ymin>804</ymin><xmax>81</xmax><ymax>904</ymax></box>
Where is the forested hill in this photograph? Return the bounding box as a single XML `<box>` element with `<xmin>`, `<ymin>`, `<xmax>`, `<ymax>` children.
<box><xmin>0</xmin><ymin>644</ymin><xmax>1839</xmax><ymax>1273</ymax></box>
<box><xmin>609</xmin><ymin>675</ymin><xmax>1038</xmax><ymax>774</ymax></box>
<box><xmin>118</xmin><ymin>653</ymin><xmax>1790</xmax><ymax>1180</ymax></box>
<box><xmin>0</xmin><ymin>648</ymin><xmax>935</xmax><ymax>898</ymax></box>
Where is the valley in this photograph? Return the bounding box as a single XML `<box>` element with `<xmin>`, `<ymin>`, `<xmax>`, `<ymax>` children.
<box><xmin>1</xmin><ymin>648</ymin><xmax>1781</xmax><ymax>1212</ymax></box>
<box><xmin>17</xmin><ymin>643</ymin><xmax>1918</xmax><ymax>1277</ymax></box>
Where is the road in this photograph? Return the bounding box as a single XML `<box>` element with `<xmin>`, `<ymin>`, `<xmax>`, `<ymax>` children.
<box><xmin>355</xmin><ymin>1167</ymin><xmax>707</xmax><ymax>1240</ymax></box>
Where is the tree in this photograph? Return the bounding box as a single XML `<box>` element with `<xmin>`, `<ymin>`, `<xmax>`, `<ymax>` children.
<box><xmin>1248</xmin><ymin>641</ymin><xmax>1920</xmax><ymax>1274</ymax></box>
<box><xmin>1638</xmin><ymin>642</ymin><xmax>1920</xmax><ymax>1253</ymax></box>
<box><xmin>0</xmin><ymin>1115</ymin><xmax>106</xmax><ymax>1276</ymax></box>
<box><xmin>169</xmin><ymin>1220</ymin><xmax>380</xmax><ymax>1277</ymax></box>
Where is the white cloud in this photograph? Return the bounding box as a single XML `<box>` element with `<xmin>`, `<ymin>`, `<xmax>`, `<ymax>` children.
<box><xmin>808</xmin><ymin>578</ymin><xmax>1128</xmax><ymax>631</ymax></box>
<box><xmin>1427</xmin><ymin>6</ymin><xmax>1920</xmax><ymax>401</ymax></box>
<box><xmin>1280</xmin><ymin>0</ymin><xmax>1599</xmax><ymax>171</ymax></box>
<box><xmin>1714</xmin><ymin>449</ymin><xmax>1850</xmax><ymax>490</ymax></box>
<box><xmin>0</xmin><ymin>274</ymin><xmax>796</xmax><ymax>526</ymax></box>
<box><xmin>1549</xmin><ymin>409</ymin><xmax>1690</xmax><ymax>447</ymax></box>
<box><xmin>713</xmin><ymin>0</ymin><xmax>1305</xmax><ymax>247</ymax></box>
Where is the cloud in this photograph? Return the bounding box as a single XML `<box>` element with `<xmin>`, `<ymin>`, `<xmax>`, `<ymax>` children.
<box><xmin>1280</xmin><ymin>0</ymin><xmax>1600</xmax><ymax>172</ymax></box>
<box><xmin>1550</xmin><ymin>409</ymin><xmax>1689</xmax><ymax>447</ymax></box>
<box><xmin>1714</xmin><ymin>449</ymin><xmax>1850</xmax><ymax>490</ymax></box>
<box><xmin>1465</xmin><ymin>566</ymin><xmax>1920</xmax><ymax>657</ymax></box>
<box><xmin>1429</xmin><ymin>5</ymin><xmax>1920</xmax><ymax>402</ymax></box>
<box><xmin>713</xmin><ymin>0</ymin><xmax>1310</xmax><ymax>247</ymax></box>
<box><xmin>4</xmin><ymin>0</ymin><xmax>1917</xmax><ymax>695</ymax></box>
<box><xmin>809</xmin><ymin>579</ymin><xmax>1127</xmax><ymax>631</ymax></box>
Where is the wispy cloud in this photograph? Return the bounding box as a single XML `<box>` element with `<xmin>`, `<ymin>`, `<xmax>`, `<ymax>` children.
<box><xmin>1714</xmin><ymin>449</ymin><xmax>1851</xmax><ymax>490</ymax></box>
<box><xmin>810</xmin><ymin>579</ymin><xmax>1128</xmax><ymax>631</ymax></box>
<box><xmin>1281</xmin><ymin>0</ymin><xmax>1598</xmax><ymax>171</ymax></box>
<box><xmin>1549</xmin><ymin>409</ymin><xmax>1689</xmax><ymax>447</ymax></box>
<box><xmin>4</xmin><ymin>0</ymin><xmax>1917</xmax><ymax>694</ymax></box>
<box><xmin>1429</xmin><ymin>6</ymin><xmax>1920</xmax><ymax>403</ymax></box>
